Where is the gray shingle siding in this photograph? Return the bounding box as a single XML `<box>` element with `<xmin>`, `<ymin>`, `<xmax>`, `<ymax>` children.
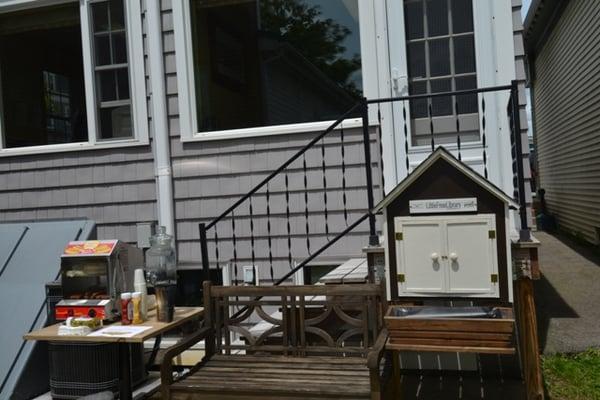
<box><xmin>0</xmin><ymin>3</ymin><xmax>157</xmax><ymax>245</ymax></box>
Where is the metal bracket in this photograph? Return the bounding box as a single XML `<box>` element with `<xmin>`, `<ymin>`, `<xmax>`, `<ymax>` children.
<box><xmin>488</xmin><ymin>230</ymin><xmax>496</xmax><ymax>239</ymax></box>
<box><xmin>395</xmin><ymin>232</ymin><xmax>403</xmax><ymax>241</ymax></box>
<box><xmin>491</xmin><ymin>273</ymin><xmax>498</xmax><ymax>283</ymax></box>
<box><xmin>397</xmin><ymin>274</ymin><xmax>405</xmax><ymax>283</ymax></box>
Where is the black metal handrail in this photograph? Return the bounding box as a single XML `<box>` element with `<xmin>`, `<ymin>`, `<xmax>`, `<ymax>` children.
<box><xmin>204</xmin><ymin>102</ymin><xmax>363</xmax><ymax>231</ymax></box>
<box><xmin>199</xmin><ymin>81</ymin><xmax>530</xmax><ymax>286</ymax></box>
<box><xmin>367</xmin><ymin>84</ymin><xmax>513</xmax><ymax>104</ymax></box>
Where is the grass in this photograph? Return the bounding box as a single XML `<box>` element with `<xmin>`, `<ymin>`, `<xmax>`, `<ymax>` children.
<box><xmin>543</xmin><ymin>348</ymin><xmax>600</xmax><ymax>400</ymax></box>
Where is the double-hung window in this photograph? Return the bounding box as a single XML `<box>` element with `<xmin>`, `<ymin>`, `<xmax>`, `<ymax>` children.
<box><xmin>0</xmin><ymin>0</ymin><xmax>147</xmax><ymax>154</ymax></box>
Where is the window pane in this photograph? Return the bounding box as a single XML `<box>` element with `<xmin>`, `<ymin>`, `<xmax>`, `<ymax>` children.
<box><xmin>0</xmin><ymin>3</ymin><xmax>88</xmax><ymax>148</ymax></box>
<box><xmin>99</xmin><ymin>105</ymin><xmax>132</xmax><ymax>139</ymax></box>
<box><xmin>430</xmin><ymin>78</ymin><xmax>452</xmax><ymax>116</ymax></box>
<box><xmin>92</xmin><ymin>2</ymin><xmax>109</xmax><ymax>32</ymax></box>
<box><xmin>191</xmin><ymin>0</ymin><xmax>362</xmax><ymax>132</ymax></box>
<box><xmin>452</xmin><ymin>0</ymin><xmax>473</xmax><ymax>33</ymax></box>
<box><xmin>454</xmin><ymin>34</ymin><xmax>476</xmax><ymax>73</ymax></box>
<box><xmin>429</xmin><ymin>38</ymin><xmax>450</xmax><ymax>76</ymax></box>
<box><xmin>409</xmin><ymin>81</ymin><xmax>428</xmax><ymax>119</ymax></box>
<box><xmin>95</xmin><ymin>34</ymin><xmax>111</xmax><ymax>65</ymax></box>
<box><xmin>404</xmin><ymin>1</ymin><xmax>424</xmax><ymax>40</ymax></box>
<box><xmin>109</xmin><ymin>0</ymin><xmax>125</xmax><ymax>30</ymax></box>
<box><xmin>455</xmin><ymin>75</ymin><xmax>477</xmax><ymax>114</ymax></box>
<box><xmin>426</xmin><ymin>0</ymin><xmax>448</xmax><ymax>37</ymax></box>
<box><xmin>98</xmin><ymin>70</ymin><xmax>117</xmax><ymax>102</ymax></box>
<box><xmin>408</xmin><ymin>41</ymin><xmax>426</xmax><ymax>78</ymax></box>
<box><xmin>112</xmin><ymin>32</ymin><xmax>127</xmax><ymax>64</ymax></box>
<box><xmin>116</xmin><ymin>68</ymin><xmax>130</xmax><ymax>100</ymax></box>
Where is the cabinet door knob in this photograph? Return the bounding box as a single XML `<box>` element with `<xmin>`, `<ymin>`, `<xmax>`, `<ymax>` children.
<box><xmin>450</xmin><ymin>252</ymin><xmax>458</xmax><ymax>261</ymax></box>
<box><xmin>430</xmin><ymin>252</ymin><xmax>439</xmax><ymax>261</ymax></box>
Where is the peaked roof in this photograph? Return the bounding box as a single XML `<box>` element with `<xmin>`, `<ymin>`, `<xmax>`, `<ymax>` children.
<box><xmin>373</xmin><ymin>147</ymin><xmax>519</xmax><ymax>212</ymax></box>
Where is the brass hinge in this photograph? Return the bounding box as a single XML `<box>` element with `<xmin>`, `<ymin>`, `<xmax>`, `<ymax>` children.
<box><xmin>491</xmin><ymin>273</ymin><xmax>498</xmax><ymax>283</ymax></box>
<box><xmin>397</xmin><ymin>274</ymin><xmax>405</xmax><ymax>283</ymax></box>
<box><xmin>488</xmin><ymin>230</ymin><xmax>496</xmax><ymax>239</ymax></box>
<box><xmin>395</xmin><ymin>232</ymin><xmax>403</xmax><ymax>241</ymax></box>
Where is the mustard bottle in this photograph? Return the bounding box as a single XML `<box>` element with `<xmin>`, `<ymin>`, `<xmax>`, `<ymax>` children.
<box><xmin>132</xmin><ymin>292</ymin><xmax>143</xmax><ymax>324</ymax></box>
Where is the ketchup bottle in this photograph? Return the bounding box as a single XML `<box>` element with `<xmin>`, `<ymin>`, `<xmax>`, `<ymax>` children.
<box><xmin>120</xmin><ymin>292</ymin><xmax>132</xmax><ymax>325</ymax></box>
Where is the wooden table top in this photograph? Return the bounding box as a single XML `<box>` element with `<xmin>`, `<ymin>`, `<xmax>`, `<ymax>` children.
<box><xmin>23</xmin><ymin>307</ymin><xmax>203</xmax><ymax>343</ymax></box>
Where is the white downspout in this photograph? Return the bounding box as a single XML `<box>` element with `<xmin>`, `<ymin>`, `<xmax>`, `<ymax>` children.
<box><xmin>147</xmin><ymin>0</ymin><xmax>175</xmax><ymax>236</ymax></box>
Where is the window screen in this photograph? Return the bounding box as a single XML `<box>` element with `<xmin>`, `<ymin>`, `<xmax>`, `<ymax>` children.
<box><xmin>404</xmin><ymin>0</ymin><xmax>478</xmax><ymax>142</ymax></box>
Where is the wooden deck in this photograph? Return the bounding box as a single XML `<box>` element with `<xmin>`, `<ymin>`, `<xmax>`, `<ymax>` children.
<box><xmin>398</xmin><ymin>373</ymin><xmax>525</xmax><ymax>399</ymax></box>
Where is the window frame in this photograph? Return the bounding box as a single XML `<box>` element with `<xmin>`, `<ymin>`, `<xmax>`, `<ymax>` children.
<box><xmin>404</xmin><ymin>0</ymin><xmax>480</xmax><ymax>145</ymax></box>
<box><xmin>172</xmin><ymin>0</ymin><xmax>379</xmax><ymax>142</ymax></box>
<box><xmin>0</xmin><ymin>0</ymin><xmax>148</xmax><ymax>157</ymax></box>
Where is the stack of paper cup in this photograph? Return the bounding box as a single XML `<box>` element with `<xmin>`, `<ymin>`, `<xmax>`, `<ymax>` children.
<box><xmin>133</xmin><ymin>268</ymin><xmax>148</xmax><ymax>320</ymax></box>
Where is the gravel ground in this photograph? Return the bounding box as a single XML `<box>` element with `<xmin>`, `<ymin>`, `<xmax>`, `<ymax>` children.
<box><xmin>534</xmin><ymin>231</ymin><xmax>600</xmax><ymax>354</ymax></box>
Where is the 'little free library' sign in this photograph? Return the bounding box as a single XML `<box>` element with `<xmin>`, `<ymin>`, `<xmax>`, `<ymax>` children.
<box><xmin>409</xmin><ymin>197</ymin><xmax>477</xmax><ymax>214</ymax></box>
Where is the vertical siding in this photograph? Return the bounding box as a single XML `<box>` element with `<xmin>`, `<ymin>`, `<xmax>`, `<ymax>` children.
<box><xmin>0</xmin><ymin>1</ymin><xmax>157</xmax><ymax>244</ymax></box>
<box><xmin>159</xmin><ymin>1</ymin><xmax>381</xmax><ymax>274</ymax></box>
<box><xmin>533</xmin><ymin>0</ymin><xmax>600</xmax><ymax>244</ymax></box>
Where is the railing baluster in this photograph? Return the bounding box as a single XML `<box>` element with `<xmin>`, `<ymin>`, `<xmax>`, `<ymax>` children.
<box><xmin>249</xmin><ymin>197</ymin><xmax>255</xmax><ymax>270</ymax></box>
<box><xmin>340</xmin><ymin>124</ymin><xmax>348</xmax><ymax>225</ymax></box>
<box><xmin>510</xmin><ymin>81</ymin><xmax>529</xmax><ymax>237</ymax></box>
<box><xmin>403</xmin><ymin>101</ymin><xmax>409</xmax><ymax>171</ymax></box>
<box><xmin>455</xmin><ymin>99</ymin><xmax>461</xmax><ymax>161</ymax></box>
<box><xmin>231</xmin><ymin>210</ymin><xmax>238</xmax><ymax>286</ymax></box>
<box><xmin>266</xmin><ymin>183</ymin><xmax>274</xmax><ymax>282</ymax></box>
<box><xmin>321</xmin><ymin>138</ymin><xmax>329</xmax><ymax>238</ymax></box>
<box><xmin>377</xmin><ymin>106</ymin><xmax>385</xmax><ymax>196</ymax></box>
<box><xmin>285</xmin><ymin>172</ymin><xmax>292</xmax><ymax>269</ymax></box>
<box><xmin>214</xmin><ymin>226</ymin><xmax>220</xmax><ymax>272</ymax></box>
<box><xmin>303</xmin><ymin>154</ymin><xmax>311</xmax><ymax>252</ymax></box>
<box><xmin>481</xmin><ymin>95</ymin><xmax>488</xmax><ymax>179</ymax></box>
<box><xmin>429</xmin><ymin>103</ymin><xmax>435</xmax><ymax>152</ymax></box>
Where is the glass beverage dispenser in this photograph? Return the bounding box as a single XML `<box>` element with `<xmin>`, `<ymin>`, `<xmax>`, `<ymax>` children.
<box><xmin>145</xmin><ymin>226</ymin><xmax>177</xmax><ymax>322</ymax></box>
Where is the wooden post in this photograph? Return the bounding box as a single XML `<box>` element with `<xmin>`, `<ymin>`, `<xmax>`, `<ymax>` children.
<box><xmin>515</xmin><ymin>278</ymin><xmax>544</xmax><ymax>400</ymax></box>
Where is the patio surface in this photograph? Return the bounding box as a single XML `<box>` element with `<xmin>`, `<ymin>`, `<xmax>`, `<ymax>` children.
<box><xmin>533</xmin><ymin>231</ymin><xmax>600</xmax><ymax>354</ymax></box>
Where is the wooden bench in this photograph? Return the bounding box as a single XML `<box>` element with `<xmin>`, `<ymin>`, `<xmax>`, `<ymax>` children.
<box><xmin>160</xmin><ymin>282</ymin><xmax>392</xmax><ymax>400</ymax></box>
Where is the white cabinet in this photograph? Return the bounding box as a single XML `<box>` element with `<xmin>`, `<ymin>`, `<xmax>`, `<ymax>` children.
<box><xmin>394</xmin><ymin>214</ymin><xmax>498</xmax><ymax>297</ymax></box>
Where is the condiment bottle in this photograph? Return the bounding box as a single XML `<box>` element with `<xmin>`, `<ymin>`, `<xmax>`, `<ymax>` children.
<box><xmin>121</xmin><ymin>292</ymin><xmax>132</xmax><ymax>325</ymax></box>
<box><xmin>132</xmin><ymin>292</ymin><xmax>143</xmax><ymax>324</ymax></box>
<box><xmin>133</xmin><ymin>269</ymin><xmax>148</xmax><ymax>320</ymax></box>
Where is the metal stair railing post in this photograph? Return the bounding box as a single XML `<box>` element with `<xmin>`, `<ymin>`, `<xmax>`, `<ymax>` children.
<box><xmin>361</xmin><ymin>97</ymin><xmax>379</xmax><ymax>247</ymax></box>
<box><xmin>199</xmin><ymin>223</ymin><xmax>210</xmax><ymax>283</ymax></box>
<box><xmin>510</xmin><ymin>80</ymin><xmax>530</xmax><ymax>241</ymax></box>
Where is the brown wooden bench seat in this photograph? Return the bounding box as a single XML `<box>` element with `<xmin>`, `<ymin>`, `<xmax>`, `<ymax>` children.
<box><xmin>170</xmin><ymin>354</ymin><xmax>373</xmax><ymax>399</ymax></box>
<box><xmin>161</xmin><ymin>282</ymin><xmax>392</xmax><ymax>400</ymax></box>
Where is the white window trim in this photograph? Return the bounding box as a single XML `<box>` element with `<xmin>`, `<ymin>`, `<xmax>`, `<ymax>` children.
<box><xmin>172</xmin><ymin>0</ymin><xmax>380</xmax><ymax>142</ymax></box>
<box><xmin>0</xmin><ymin>0</ymin><xmax>148</xmax><ymax>157</ymax></box>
